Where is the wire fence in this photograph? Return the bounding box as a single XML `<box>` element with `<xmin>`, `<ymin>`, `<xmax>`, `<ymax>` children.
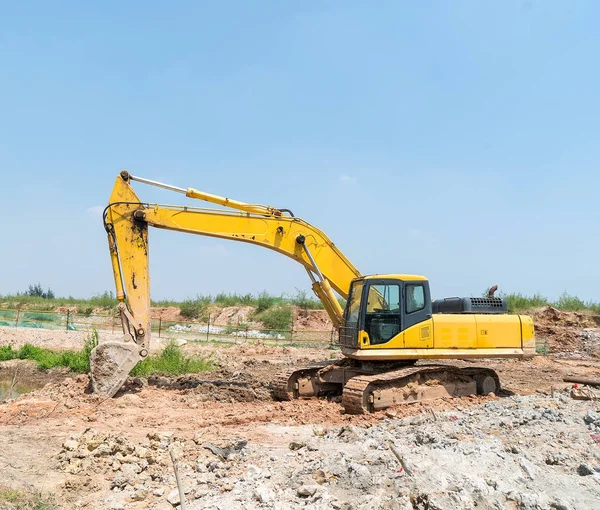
<box><xmin>0</xmin><ymin>308</ymin><xmax>552</xmax><ymax>353</ymax></box>
<box><xmin>0</xmin><ymin>308</ymin><xmax>337</xmax><ymax>346</ymax></box>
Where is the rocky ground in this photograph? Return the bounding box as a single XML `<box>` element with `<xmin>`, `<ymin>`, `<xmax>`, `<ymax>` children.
<box><xmin>54</xmin><ymin>392</ymin><xmax>600</xmax><ymax>510</ymax></box>
<box><xmin>0</xmin><ymin>307</ymin><xmax>599</xmax><ymax>509</ymax></box>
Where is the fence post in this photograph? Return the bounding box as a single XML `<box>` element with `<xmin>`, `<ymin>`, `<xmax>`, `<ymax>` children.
<box><xmin>158</xmin><ymin>317</ymin><xmax>162</xmax><ymax>338</ymax></box>
<box><xmin>245</xmin><ymin>325</ymin><xmax>248</xmax><ymax>341</ymax></box>
<box><xmin>66</xmin><ymin>310</ymin><xmax>70</xmax><ymax>331</ymax></box>
<box><xmin>15</xmin><ymin>305</ymin><xmax>20</xmax><ymax>328</ymax></box>
<box><xmin>206</xmin><ymin>314</ymin><xmax>210</xmax><ymax>342</ymax></box>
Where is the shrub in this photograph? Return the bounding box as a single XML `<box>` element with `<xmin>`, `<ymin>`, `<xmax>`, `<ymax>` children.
<box><xmin>290</xmin><ymin>289</ymin><xmax>323</xmax><ymax>311</ymax></box>
<box><xmin>214</xmin><ymin>293</ymin><xmax>253</xmax><ymax>306</ymax></box>
<box><xmin>77</xmin><ymin>306</ymin><xmax>94</xmax><ymax>316</ymax></box>
<box><xmin>88</xmin><ymin>291</ymin><xmax>115</xmax><ymax>309</ymax></box>
<box><xmin>554</xmin><ymin>292</ymin><xmax>585</xmax><ymax>311</ymax></box>
<box><xmin>256</xmin><ymin>291</ymin><xmax>277</xmax><ymax>312</ymax></box>
<box><xmin>255</xmin><ymin>303</ymin><xmax>292</xmax><ymax>331</ymax></box>
<box><xmin>179</xmin><ymin>296</ymin><xmax>211</xmax><ymax>319</ymax></box>
<box><xmin>502</xmin><ymin>293</ymin><xmax>549</xmax><ymax>313</ymax></box>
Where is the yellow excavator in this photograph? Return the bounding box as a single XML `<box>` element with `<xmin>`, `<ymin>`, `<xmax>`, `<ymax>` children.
<box><xmin>90</xmin><ymin>171</ymin><xmax>536</xmax><ymax>413</ymax></box>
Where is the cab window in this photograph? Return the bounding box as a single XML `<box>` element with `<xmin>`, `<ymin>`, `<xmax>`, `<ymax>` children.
<box><xmin>346</xmin><ymin>281</ymin><xmax>363</xmax><ymax>324</ymax></box>
<box><xmin>365</xmin><ymin>283</ymin><xmax>401</xmax><ymax>345</ymax></box>
<box><xmin>406</xmin><ymin>284</ymin><xmax>425</xmax><ymax>314</ymax></box>
<box><xmin>366</xmin><ymin>284</ymin><xmax>400</xmax><ymax>313</ymax></box>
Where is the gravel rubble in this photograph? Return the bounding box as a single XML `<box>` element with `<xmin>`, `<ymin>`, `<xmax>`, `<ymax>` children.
<box><xmin>56</xmin><ymin>392</ymin><xmax>600</xmax><ymax>509</ymax></box>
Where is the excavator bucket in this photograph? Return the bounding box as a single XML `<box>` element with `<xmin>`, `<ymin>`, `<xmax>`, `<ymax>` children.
<box><xmin>89</xmin><ymin>337</ymin><xmax>142</xmax><ymax>397</ymax></box>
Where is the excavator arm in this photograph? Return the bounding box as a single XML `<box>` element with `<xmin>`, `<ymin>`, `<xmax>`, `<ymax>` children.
<box><xmin>90</xmin><ymin>171</ymin><xmax>362</xmax><ymax>396</ymax></box>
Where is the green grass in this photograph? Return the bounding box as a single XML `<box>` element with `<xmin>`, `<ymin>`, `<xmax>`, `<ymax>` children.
<box><xmin>254</xmin><ymin>302</ymin><xmax>293</xmax><ymax>331</ymax></box>
<box><xmin>0</xmin><ymin>488</ymin><xmax>58</xmax><ymax>510</ymax></box>
<box><xmin>501</xmin><ymin>291</ymin><xmax>600</xmax><ymax>314</ymax></box>
<box><xmin>502</xmin><ymin>293</ymin><xmax>549</xmax><ymax>313</ymax></box>
<box><xmin>0</xmin><ymin>332</ymin><xmax>213</xmax><ymax>377</ymax></box>
<box><xmin>0</xmin><ymin>330</ymin><xmax>98</xmax><ymax>372</ymax></box>
<box><xmin>130</xmin><ymin>342</ymin><xmax>214</xmax><ymax>376</ymax></box>
<box><xmin>536</xmin><ymin>341</ymin><xmax>550</xmax><ymax>355</ymax></box>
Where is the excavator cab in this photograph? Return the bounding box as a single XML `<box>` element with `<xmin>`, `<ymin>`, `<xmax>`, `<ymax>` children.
<box><xmin>340</xmin><ymin>275</ymin><xmax>432</xmax><ymax>348</ymax></box>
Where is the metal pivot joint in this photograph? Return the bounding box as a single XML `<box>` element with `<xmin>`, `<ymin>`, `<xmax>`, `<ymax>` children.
<box><xmin>296</xmin><ymin>235</ymin><xmax>344</xmax><ymax>328</ymax></box>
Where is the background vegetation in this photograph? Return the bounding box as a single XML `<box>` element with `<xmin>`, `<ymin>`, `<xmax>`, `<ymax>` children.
<box><xmin>1</xmin><ymin>285</ymin><xmax>599</xmax><ymax>319</ymax></box>
<box><xmin>495</xmin><ymin>291</ymin><xmax>600</xmax><ymax>314</ymax></box>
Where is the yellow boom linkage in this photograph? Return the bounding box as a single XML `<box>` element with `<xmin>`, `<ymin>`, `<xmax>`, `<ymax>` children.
<box><xmin>90</xmin><ymin>171</ymin><xmax>361</xmax><ymax>395</ymax></box>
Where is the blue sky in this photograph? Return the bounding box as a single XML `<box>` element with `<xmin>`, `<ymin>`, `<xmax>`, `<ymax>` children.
<box><xmin>1</xmin><ymin>1</ymin><xmax>598</xmax><ymax>302</ymax></box>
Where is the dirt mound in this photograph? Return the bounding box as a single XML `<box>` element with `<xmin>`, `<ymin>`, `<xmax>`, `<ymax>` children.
<box><xmin>55</xmin><ymin>306</ymin><xmax>77</xmax><ymax>314</ymax></box>
<box><xmin>211</xmin><ymin>306</ymin><xmax>255</xmax><ymax>326</ymax></box>
<box><xmin>149</xmin><ymin>306</ymin><xmax>182</xmax><ymax>321</ymax></box>
<box><xmin>532</xmin><ymin>306</ymin><xmax>600</xmax><ymax>356</ymax></box>
<box><xmin>294</xmin><ymin>309</ymin><xmax>332</xmax><ymax>330</ymax></box>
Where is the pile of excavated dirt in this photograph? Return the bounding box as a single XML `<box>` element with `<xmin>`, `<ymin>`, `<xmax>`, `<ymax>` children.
<box><xmin>531</xmin><ymin>306</ymin><xmax>600</xmax><ymax>356</ymax></box>
<box><xmin>294</xmin><ymin>309</ymin><xmax>332</xmax><ymax>330</ymax></box>
<box><xmin>211</xmin><ymin>306</ymin><xmax>256</xmax><ymax>326</ymax></box>
<box><xmin>151</xmin><ymin>307</ymin><xmax>183</xmax><ymax>321</ymax></box>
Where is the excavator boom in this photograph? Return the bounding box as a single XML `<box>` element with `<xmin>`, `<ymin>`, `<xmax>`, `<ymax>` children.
<box><xmin>90</xmin><ymin>171</ymin><xmax>362</xmax><ymax>396</ymax></box>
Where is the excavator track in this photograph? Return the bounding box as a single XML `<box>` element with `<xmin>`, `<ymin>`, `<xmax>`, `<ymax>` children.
<box><xmin>342</xmin><ymin>365</ymin><xmax>501</xmax><ymax>414</ymax></box>
<box><xmin>272</xmin><ymin>361</ymin><xmax>340</xmax><ymax>401</ymax></box>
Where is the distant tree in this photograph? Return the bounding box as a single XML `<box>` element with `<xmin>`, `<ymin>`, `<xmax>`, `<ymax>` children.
<box><xmin>26</xmin><ymin>283</ymin><xmax>55</xmax><ymax>299</ymax></box>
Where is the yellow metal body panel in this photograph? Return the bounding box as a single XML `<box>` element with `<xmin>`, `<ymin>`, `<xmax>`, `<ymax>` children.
<box><xmin>362</xmin><ymin>319</ymin><xmax>435</xmax><ymax>349</ymax></box>
<box><xmin>354</xmin><ymin>313</ymin><xmax>534</xmax><ymax>359</ymax></box>
<box><xmin>475</xmin><ymin>315</ymin><xmax>521</xmax><ymax>348</ymax></box>
<box><xmin>404</xmin><ymin>319</ymin><xmax>434</xmax><ymax>348</ymax></box>
<box><xmin>432</xmin><ymin>315</ymin><xmax>477</xmax><ymax>349</ymax></box>
<box><xmin>520</xmin><ymin>315</ymin><xmax>536</xmax><ymax>356</ymax></box>
<box><xmin>107</xmin><ymin>176</ymin><xmax>151</xmax><ymax>342</ymax></box>
<box><xmin>363</xmin><ymin>274</ymin><xmax>427</xmax><ymax>281</ymax></box>
<box><xmin>342</xmin><ymin>346</ymin><xmax>528</xmax><ymax>360</ymax></box>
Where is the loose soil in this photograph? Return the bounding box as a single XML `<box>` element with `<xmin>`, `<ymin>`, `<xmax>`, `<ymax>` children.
<box><xmin>0</xmin><ymin>307</ymin><xmax>599</xmax><ymax>508</ymax></box>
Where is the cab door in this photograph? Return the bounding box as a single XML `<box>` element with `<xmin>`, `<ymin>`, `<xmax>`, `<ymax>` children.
<box><xmin>403</xmin><ymin>282</ymin><xmax>433</xmax><ymax>348</ymax></box>
<box><xmin>363</xmin><ymin>279</ymin><xmax>403</xmax><ymax>346</ymax></box>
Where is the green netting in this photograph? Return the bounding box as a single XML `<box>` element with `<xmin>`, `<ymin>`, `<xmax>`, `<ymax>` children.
<box><xmin>67</xmin><ymin>323</ymin><xmax>77</xmax><ymax>331</ymax></box>
<box><xmin>0</xmin><ymin>321</ymin><xmax>10</xmax><ymax>327</ymax></box>
<box><xmin>22</xmin><ymin>312</ymin><xmax>60</xmax><ymax>322</ymax></box>
<box><xmin>18</xmin><ymin>322</ymin><xmax>43</xmax><ymax>328</ymax></box>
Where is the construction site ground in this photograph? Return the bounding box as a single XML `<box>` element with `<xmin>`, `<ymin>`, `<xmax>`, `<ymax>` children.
<box><xmin>1</xmin><ymin>306</ymin><xmax>600</xmax><ymax>509</ymax></box>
